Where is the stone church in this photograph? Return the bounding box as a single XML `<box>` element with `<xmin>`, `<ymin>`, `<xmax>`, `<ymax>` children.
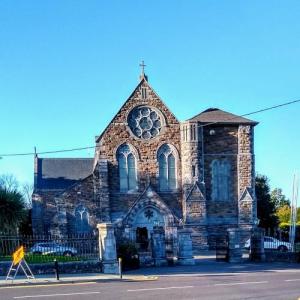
<box><xmin>32</xmin><ymin>69</ymin><xmax>258</xmax><ymax>253</ymax></box>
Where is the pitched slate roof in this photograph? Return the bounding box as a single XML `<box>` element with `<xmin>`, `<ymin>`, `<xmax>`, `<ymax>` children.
<box><xmin>35</xmin><ymin>158</ymin><xmax>94</xmax><ymax>190</ymax></box>
<box><xmin>188</xmin><ymin>108</ymin><xmax>258</xmax><ymax>125</ymax></box>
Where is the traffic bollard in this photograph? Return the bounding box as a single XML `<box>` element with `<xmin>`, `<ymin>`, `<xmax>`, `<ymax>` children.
<box><xmin>118</xmin><ymin>257</ymin><xmax>122</xmax><ymax>279</ymax></box>
<box><xmin>54</xmin><ymin>259</ymin><xmax>59</xmax><ymax>280</ymax></box>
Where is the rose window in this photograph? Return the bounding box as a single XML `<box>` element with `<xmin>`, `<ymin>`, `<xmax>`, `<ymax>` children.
<box><xmin>128</xmin><ymin>106</ymin><xmax>163</xmax><ymax>139</ymax></box>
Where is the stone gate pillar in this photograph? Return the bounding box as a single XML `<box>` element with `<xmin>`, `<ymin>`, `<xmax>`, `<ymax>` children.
<box><xmin>250</xmin><ymin>228</ymin><xmax>265</xmax><ymax>262</ymax></box>
<box><xmin>97</xmin><ymin>223</ymin><xmax>118</xmax><ymax>274</ymax></box>
<box><xmin>227</xmin><ymin>228</ymin><xmax>243</xmax><ymax>263</ymax></box>
<box><xmin>151</xmin><ymin>226</ymin><xmax>167</xmax><ymax>266</ymax></box>
<box><xmin>177</xmin><ymin>228</ymin><xmax>195</xmax><ymax>265</ymax></box>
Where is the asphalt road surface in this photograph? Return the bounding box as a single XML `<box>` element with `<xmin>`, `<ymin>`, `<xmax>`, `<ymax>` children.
<box><xmin>1</xmin><ymin>268</ymin><xmax>300</xmax><ymax>300</ymax></box>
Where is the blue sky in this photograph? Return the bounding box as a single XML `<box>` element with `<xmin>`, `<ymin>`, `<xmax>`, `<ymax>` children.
<box><xmin>0</xmin><ymin>1</ymin><xmax>299</xmax><ymax>199</ymax></box>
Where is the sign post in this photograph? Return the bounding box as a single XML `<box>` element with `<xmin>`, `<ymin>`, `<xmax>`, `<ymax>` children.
<box><xmin>6</xmin><ymin>246</ymin><xmax>35</xmax><ymax>283</ymax></box>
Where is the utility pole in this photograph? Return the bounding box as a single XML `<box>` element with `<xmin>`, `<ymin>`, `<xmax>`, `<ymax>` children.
<box><xmin>289</xmin><ymin>173</ymin><xmax>299</xmax><ymax>252</ymax></box>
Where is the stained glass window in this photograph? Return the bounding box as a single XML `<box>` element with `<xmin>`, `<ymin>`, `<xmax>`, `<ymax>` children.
<box><xmin>158</xmin><ymin>144</ymin><xmax>177</xmax><ymax>191</ymax></box>
<box><xmin>128</xmin><ymin>106</ymin><xmax>163</xmax><ymax>139</ymax></box>
<box><xmin>211</xmin><ymin>159</ymin><xmax>230</xmax><ymax>201</ymax></box>
<box><xmin>117</xmin><ymin>144</ymin><xmax>137</xmax><ymax>192</ymax></box>
<box><xmin>75</xmin><ymin>205</ymin><xmax>91</xmax><ymax>234</ymax></box>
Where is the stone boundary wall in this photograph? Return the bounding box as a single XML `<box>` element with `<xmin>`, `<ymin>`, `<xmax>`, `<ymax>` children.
<box><xmin>0</xmin><ymin>261</ymin><xmax>101</xmax><ymax>276</ymax></box>
<box><xmin>264</xmin><ymin>252</ymin><xmax>300</xmax><ymax>263</ymax></box>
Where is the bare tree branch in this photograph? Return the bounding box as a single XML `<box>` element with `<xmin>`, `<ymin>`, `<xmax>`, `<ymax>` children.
<box><xmin>21</xmin><ymin>182</ymin><xmax>33</xmax><ymax>208</ymax></box>
<box><xmin>0</xmin><ymin>174</ymin><xmax>19</xmax><ymax>192</ymax></box>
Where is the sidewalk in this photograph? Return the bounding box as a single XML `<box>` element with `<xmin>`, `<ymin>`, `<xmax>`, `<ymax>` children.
<box><xmin>1</xmin><ymin>255</ymin><xmax>299</xmax><ymax>287</ymax></box>
<box><xmin>0</xmin><ymin>273</ymin><xmax>157</xmax><ymax>287</ymax></box>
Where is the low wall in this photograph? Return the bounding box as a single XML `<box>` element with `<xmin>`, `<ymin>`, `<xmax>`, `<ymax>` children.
<box><xmin>0</xmin><ymin>260</ymin><xmax>102</xmax><ymax>276</ymax></box>
<box><xmin>264</xmin><ymin>251</ymin><xmax>300</xmax><ymax>263</ymax></box>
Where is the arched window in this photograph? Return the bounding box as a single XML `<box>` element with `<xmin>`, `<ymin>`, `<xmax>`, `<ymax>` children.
<box><xmin>117</xmin><ymin>144</ymin><xmax>137</xmax><ymax>192</ymax></box>
<box><xmin>211</xmin><ymin>159</ymin><xmax>230</xmax><ymax>201</ymax></box>
<box><xmin>75</xmin><ymin>205</ymin><xmax>91</xmax><ymax>234</ymax></box>
<box><xmin>158</xmin><ymin>144</ymin><xmax>177</xmax><ymax>191</ymax></box>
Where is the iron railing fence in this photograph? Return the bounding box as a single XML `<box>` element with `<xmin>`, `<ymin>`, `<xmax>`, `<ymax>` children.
<box><xmin>260</xmin><ymin>235</ymin><xmax>300</xmax><ymax>253</ymax></box>
<box><xmin>0</xmin><ymin>234</ymin><xmax>99</xmax><ymax>263</ymax></box>
<box><xmin>214</xmin><ymin>234</ymin><xmax>228</xmax><ymax>261</ymax></box>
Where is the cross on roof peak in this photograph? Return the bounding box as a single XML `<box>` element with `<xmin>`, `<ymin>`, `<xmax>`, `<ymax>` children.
<box><xmin>139</xmin><ymin>60</ymin><xmax>146</xmax><ymax>75</ymax></box>
<box><xmin>139</xmin><ymin>60</ymin><xmax>148</xmax><ymax>81</ymax></box>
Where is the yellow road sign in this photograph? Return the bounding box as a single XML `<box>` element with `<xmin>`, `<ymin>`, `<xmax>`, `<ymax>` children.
<box><xmin>12</xmin><ymin>246</ymin><xmax>25</xmax><ymax>266</ymax></box>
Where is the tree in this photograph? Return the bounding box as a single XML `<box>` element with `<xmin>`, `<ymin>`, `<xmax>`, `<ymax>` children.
<box><xmin>0</xmin><ymin>174</ymin><xmax>33</xmax><ymax>234</ymax></box>
<box><xmin>0</xmin><ymin>174</ymin><xmax>33</xmax><ymax>208</ymax></box>
<box><xmin>271</xmin><ymin>188</ymin><xmax>290</xmax><ymax>210</ymax></box>
<box><xmin>21</xmin><ymin>182</ymin><xmax>33</xmax><ymax>209</ymax></box>
<box><xmin>276</xmin><ymin>205</ymin><xmax>291</xmax><ymax>224</ymax></box>
<box><xmin>0</xmin><ymin>187</ymin><xmax>27</xmax><ymax>233</ymax></box>
<box><xmin>276</xmin><ymin>205</ymin><xmax>300</xmax><ymax>225</ymax></box>
<box><xmin>256</xmin><ymin>174</ymin><xmax>279</xmax><ymax>231</ymax></box>
<box><xmin>0</xmin><ymin>174</ymin><xmax>19</xmax><ymax>192</ymax></box>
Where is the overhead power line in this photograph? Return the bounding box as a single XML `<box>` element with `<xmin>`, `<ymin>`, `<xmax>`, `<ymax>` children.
<box><xmin>0</xmin><ymin>146</ymin><xmax>97</xmax><ymax>157</ymax></box>
<box><xmin>199</xmin><ymin>98</ymin><xmax>300</xmax><ymax>127</ymax></box>
<box><xmin>0</xmin><ymin>98</ymin><xmax>299</xmax><ymax>158</ymax></box>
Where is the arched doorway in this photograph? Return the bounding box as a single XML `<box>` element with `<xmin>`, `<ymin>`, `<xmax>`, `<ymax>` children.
<box><xmin>121</xmin><ymin>189</ymin><xmax>177</xmax><ymax>265</ymax></box>
<box><xmin>136</xmin><ymin>227</ymin><xmax>149</xmax><ymax>250</ymax></box>
<box><xmin>132</xmin><ymin>207</ymin><xmax>165</xmax><ymax>251</ymax></box>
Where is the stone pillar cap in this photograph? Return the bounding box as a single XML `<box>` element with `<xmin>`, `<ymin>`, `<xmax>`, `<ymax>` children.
<box><xmin>227</xmin><ymin>228</ymin><xmax>240</xmax><ymax>232</ymax></box>
<box><xmin>178</xmin><ymin>228</ymin><xmax>193</xmax><ymax>234</ymax></box>
<box><xmin>97</xmin><ymin>223</ymin><xmax>113</xmax><ymax>229</ymax></box>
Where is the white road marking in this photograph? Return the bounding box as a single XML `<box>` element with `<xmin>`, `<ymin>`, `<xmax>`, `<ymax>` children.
<box><xmin>159</xmin><ymin>273</ymin><xmax>245</xmax><ymax>277</ymax></box>
<box><xmin>159</xmin><ymin>269</ymin><xmax>300</xmax><ymax>277</ymax></box>
<box><xmin>128</xmin><ymin>285</ymin><xmax>194</xmax><ymax>292</ymax></box>
<box><xmin>273</xmin><ymin>269</ymin><xmax>300</xmax><ymax>273</ymax></box>
<box><xmin>0</xmin><ymin>282</ymin><xmax>97</xmax><ymax>290</ymax></box>
<box><xmin>13</xmin><ymin>291</ymin><xmax>100</xmax><ymax>299</ymax></box>
<box><xmin>285</xmin><ymin>279</ymin><xmax>300</xmax><ymax>282</ymax></box>
<box><xmin>214</xmin><ymin>281</ymin><xmax>268</xmax><ymax>286</ymax></box>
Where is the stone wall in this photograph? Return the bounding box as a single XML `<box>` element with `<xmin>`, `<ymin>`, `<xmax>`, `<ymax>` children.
<box><xmin>94</xmin><ymin>159</ymin><xmax>111</xmax><ymax>222</ymax></box>
<box><xmin>180</xmin><ymin>121</ymin><xmax>203</xmax><ymax>186</ymax></box>
<box><xmin>179</xmin><ymin>121</ymin><xmax>256</xmax><ymax>249</ymax></box>
<box><xmin>50</xmin><ymin>175</ymin><xmax>100</xmax><ymax>235</ymax></box>
<box><xmin>238</xmin><ymin>125</ymin><xmax>256</xmax><ymax>221</ymax></box>
<box><xmin>32</xmin><ymin>190</ymin><xmax>62</xmax><ymax>235</ymax></box>
<box><xmin>0</xmin><ymin>261</ymin><xmax>101</xmax><ymax>276</ymax></box>
<box><xmin>203</xmin><ymin>126</ymin><xmax>239</xmax><ymax>248</ymax></box>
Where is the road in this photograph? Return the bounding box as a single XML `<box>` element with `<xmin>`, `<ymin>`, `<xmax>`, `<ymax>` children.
<box><xmin>1</xmin><ymin>267</ymin><xmax>300</xmax><ymax>300</ymax></box>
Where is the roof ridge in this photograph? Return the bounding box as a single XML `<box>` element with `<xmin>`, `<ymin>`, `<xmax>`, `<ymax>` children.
<box><xmin>187</xmin><ymin>107</ymin><xmax>258</xmax><ymax>125</ymax></box>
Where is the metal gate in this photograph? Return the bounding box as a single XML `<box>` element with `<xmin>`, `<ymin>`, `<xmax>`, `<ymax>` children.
<box><xmin>215</xmin><ymin>234</ymin><xmax>228</xmax><ymax>261</ymax></box>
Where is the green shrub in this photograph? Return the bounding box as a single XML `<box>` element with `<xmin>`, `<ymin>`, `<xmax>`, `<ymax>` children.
<box><xmin>0</xmin><ymin>254</ymin><xmax>82</xmax><ymax>264</ymax></box>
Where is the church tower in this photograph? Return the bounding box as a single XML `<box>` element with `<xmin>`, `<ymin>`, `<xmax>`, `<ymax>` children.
<box><xmin>181</xmin><ymin>121</ymin><xmax>209</xmax><ymax>250</ymax></box>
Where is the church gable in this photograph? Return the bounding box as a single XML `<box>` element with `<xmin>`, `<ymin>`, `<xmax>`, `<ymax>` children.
<box><xmin>96</xmin><ymin>75</ymin><xmax>182</xmax><ymax>201</ymax></box>
<box><xmin>238</xmin><ymin>187</ymin><xmax>254</xmax><ymax>224</ymax></box>
<box><xmin>96</xmin><ymin>77</ymin><xmax>179</xmax><ymax>144</ymax></box>
<box><xmin>185</xmin><ymin>182</ymin><xmax>207</xmax><ymax>224</ymax></box>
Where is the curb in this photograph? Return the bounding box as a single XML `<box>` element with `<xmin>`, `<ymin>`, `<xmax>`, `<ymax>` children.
<box><xmin>0</xmin><ymin>275</ymin><xmax>158</xmax><ymax>288</ymax></box>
